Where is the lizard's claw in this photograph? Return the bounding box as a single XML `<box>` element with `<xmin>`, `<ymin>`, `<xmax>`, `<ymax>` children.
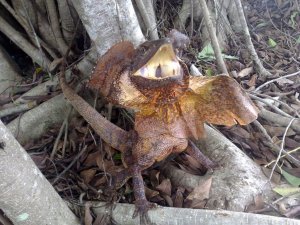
<box><xmin>133</xmin><ymin>199</ymin><xmax>157</xmax><ymax>225</ymax></box>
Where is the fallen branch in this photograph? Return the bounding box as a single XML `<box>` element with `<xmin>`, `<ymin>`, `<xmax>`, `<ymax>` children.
<box><xmin>259</xmin><ymin>109</ymin><xmax>300</xmax><ymax>133</ymax></box>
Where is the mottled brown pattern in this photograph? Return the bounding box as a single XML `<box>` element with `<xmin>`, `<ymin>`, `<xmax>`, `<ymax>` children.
<box><xmin>88</xmin><ymin>41</ymin><xmax>135</xmax><ymax>103</ymax></box>
<box><xmin>62</xmin><ymin>36</ymin><xmax>258</xmax><ymax>222</ymax></box>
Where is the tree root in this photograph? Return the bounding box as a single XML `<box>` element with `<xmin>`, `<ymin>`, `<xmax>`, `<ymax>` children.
<box><xmin>91</xmin><ymin>202</ymin><xmax>299</xmax><ymax>225</ymax></box>
<box><xmin>162</xmin><ymin>125</ymin><xmax>274</xmax><ymax>211</ymax></box>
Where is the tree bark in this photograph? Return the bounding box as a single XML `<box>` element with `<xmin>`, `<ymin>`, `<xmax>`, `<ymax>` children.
<box><xmin>0</xmin><ymin>120</ymin><xmax>80</xmax><ymax>225</ymax></box>
<box><xmin>72</xmin><ymin>0</ymin><xmax>144</xmax><ymax>55</ymax></box>
<box><xmin>92</xmin><ymin>202</ymin><xmax>300</xmax><ymax>225</ymax></box>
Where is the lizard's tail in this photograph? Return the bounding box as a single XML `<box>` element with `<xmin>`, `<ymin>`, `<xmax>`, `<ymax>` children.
<box><xmin>59</xmin><ymin>67</ymin><xmax>131</xmax><ymax>152</ymax></box>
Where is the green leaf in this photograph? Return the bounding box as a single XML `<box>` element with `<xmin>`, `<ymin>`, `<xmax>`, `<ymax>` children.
<box><xmin>289</xmin><ymin>11</ymin><xmax>299</xmax><ymax>29</ymax></box>
<box><xmin>268</xmin><ymin>38</ymin><xmax>277</xmax><ymax>48</ymax></box>
<box><xmin>17</xmin><ymin>213</ymin><xmax>29</xmax><ymax>222</ymax></box>
<box><xmin>282</xmin><ymin>170</ymin><xmax>300</xmax><ymax>187</ymax></box>
<box><xmin>113</xmin><ymin>153</ymin><xmax>122</xmax><ymax>160</ymax></box>
<box><xmin>198</xmin><ymin>43</ymin><xmax>238</xmax><ymax>61</ymax></box>
<box><xmin>221</xmin><ymin>54</ymin><xmax>239</xmax><ymax>60</ymax></box>
<box><xmin>205</xmin><ymin>68</ymin><xmax>213</xmax><ymax>77</ymax></box>
<box><xmin>273</xmin><ymin>187</ymin><xmax>300</xmax><ymax>196</ymax></box>
<box><xmin>296</xmin><ymin>36</ymin><xmax>300</xmax><ymax>44</ymax></box>
<box><xmin>255</xmin><ymin>22</ymin><xmax>268</xmax><ymax>29</ymax></box>
<box><xmin>198</xmin><ymin>44</ymin><xmax>215</xmax><ymax>61</ymax></box>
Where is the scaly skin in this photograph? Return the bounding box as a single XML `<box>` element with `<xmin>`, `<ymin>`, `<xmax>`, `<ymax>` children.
<box><xmin>60</xmin><ymin>32</ymin><xmax>258</xmax><ymax>224</ymax></box>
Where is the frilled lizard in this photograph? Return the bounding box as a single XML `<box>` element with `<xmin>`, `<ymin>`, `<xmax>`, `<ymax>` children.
<box><xmin>59</xmin><ymin>35</ymin><xmax>258</xmax><ymax>223</ymax></box>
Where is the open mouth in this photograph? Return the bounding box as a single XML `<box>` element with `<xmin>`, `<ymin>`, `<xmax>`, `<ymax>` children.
<box><xmin>132</xmin><ymin>43</ymin><xmax>183</xmax><ymax>80</ymax></box>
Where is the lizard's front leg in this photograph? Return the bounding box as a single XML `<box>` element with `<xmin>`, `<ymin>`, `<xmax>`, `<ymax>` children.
<box><xmin>129</xmin><ymin>135</ymin><xmax>188</xmax><ymax>223</ymax></box>
<box><xmin>186</xmin><ymin>140</ymin><xmax>217</xmax><ymax>169</ymax></box>
<box><xmin>131</xmin><ymin>165</ymin><xmax>156</xmax><ymax>224</ymax></box>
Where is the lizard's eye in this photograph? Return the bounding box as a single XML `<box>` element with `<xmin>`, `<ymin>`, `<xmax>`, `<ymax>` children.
<box><xmin>132</xmin><ymin>43</ymin><xmax>183</xmax><ymax>80</ymax></box>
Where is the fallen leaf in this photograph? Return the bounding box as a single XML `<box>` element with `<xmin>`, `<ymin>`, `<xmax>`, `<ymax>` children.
<box><xmin>273</xmin><ymin>187</ymin><xmax>300</xmax><ymax>196</ymax></box>
<box><xmin>282</xmin><ymin>170</ymin><xmax>300</xmax><ymax>187</ymax></box>
<box><xmin>237</xmin><ymin>67</ymin><xmax>253</xmax><ymax>78</ymax></box>
<box><xmin>145</xmin><ymin>186</ymin><xmax>160</xmax><ymax>199</ymax></box>
<box><xmin>80</xmin><ymin>169</ymin><xmax>97</xmax><ymax>184</ymax></box>
<box><xmin>173</xmin><ymin>187</ymin><xmax>185</xmax><ymax>208</ymax></box>
<box><xmin>284</xmin><ymin>206</ymin><xmax>300</xmax><ymax>218</ymax></box>
<box><xmin>246</xmin><ymin>194</ymin><xmax>265</xmax><ymax>212</ymax></box>
<box><xmin>162</xmin><ymin>193</ymin><xmax>173</xmax><ymax>207</ymax></box>
<box><xmin>261</xmin><ymin>167</ymin><xmax>281</xmax><ymax>184</ymax></box>
<box><xmin>83</xmin><ymin>150</ymin><xmax>101</xmax><ymax>167</ymax></box>
<box><xmin>149</xmin><ymin>170</ymin><xmax>160</xmax><ymax>187</ymax></box>
<box><xmin>246</xmin><ymin>74</ymin><xmax>258</xmax><ymax>87</ymax></box>
<box><xmin>186</xmin><ymin>177</ymin><xmax>212</xmax><ymax>202</ymax></box>
<box><xmin>156</xmin><ymin>179</ymin><xmax>172</xmax><ymax>196</ymax></box>
<box><xmin>276</xmin><ymin>78</ymin><xmax>294</xmax><ymax>85</ymax></box>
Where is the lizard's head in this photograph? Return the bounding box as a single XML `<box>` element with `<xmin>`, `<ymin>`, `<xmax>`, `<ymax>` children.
<box><xmin>130</xmin><ymin>38</ymin><xmax>189</xmax><ymax>105</ymax></box>
<box><xmin>132</xmin><ymin>39</ymin><xmax>182</xmax><ymax>80</ymax></box>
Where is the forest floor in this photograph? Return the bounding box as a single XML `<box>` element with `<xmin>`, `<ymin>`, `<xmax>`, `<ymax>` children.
<box><xmin>1</xmin><ymin>0</ymin><xmax>300</xmax><ymax>222</ymax></box>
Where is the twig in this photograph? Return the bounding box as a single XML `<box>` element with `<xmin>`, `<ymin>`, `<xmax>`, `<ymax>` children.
<box><xmin>252</xmin><ymin>120</ymin><xmax>300</xmax><ymax>166</ymax></box>
<box><xmin>50</xmin><ymin>105</ymin><xmax>72</xmax><ymax>160</ymax></box>
<box><xmin>263</xmin><ymin>141</ymin><xmax>300</xmax><ymax>167</ymax></box>
<box><xmin>254</xmin><ymin>70</ymin><xmax>300</xmax><ymax>92</ymax></box>
<box><xmin>254</xmin><ymin>93</ymin><xmax>300</xmax><ymax>117</ymax></box>
<box><xmin>252</xmin><ymin>120</ymin><xmax>272</xmax><ymax>143</ymax></box>
<box><xmin>52</xmin><ymin>145</ymin><xmax>88</xmax><ymax>185</ymax></box>
<box><xmin>0</xmin><ymin>101</ymin><xmax>37</xmax><ymax>118</ymax></box>
<box><xmin>264</xmin><ymin>146</ymin><xmax>300</xmax><ymax>168</ymax></box>
<box><xmin>269</xmin><ymin>118</ymin><xmax>296</xmax><ymax>181</ymax></box>
<box><xmin>250</xmin><ymin>94</ymin><xmax>293</xmax><ymax>118</ymax></box>
<box><xmin>190</xmin><ymin>0</ymin><xmax>194</xmax><ymax>36</ymax></box>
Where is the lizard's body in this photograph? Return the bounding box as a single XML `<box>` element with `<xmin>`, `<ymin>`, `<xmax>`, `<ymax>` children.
<box><xmin>59</xmin><ymin>35</ymin><xmax>258</xmax><ymax>223</ymax></box>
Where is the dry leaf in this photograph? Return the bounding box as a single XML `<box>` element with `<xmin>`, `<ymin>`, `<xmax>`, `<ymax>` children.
<box><xmin>173</xmin><ymin>187</ymin><xmax>185</xmax><ymax>208</ymax></box>
<box><xmin>246</xmin><ymin>194</ymin><xmax>265</xmax><ymax>212</ymax></box>
<box><xmin>149</xmin><ymin>170</ymin><xmax>160</xmax><ymax>187</ymax></box>
<box><xmin>247</xmin><ymin>74</ymin><xmax>258</xmax><ymax>87</ymax></box>
<box><xmin>237</xmin><ymin>67</ymin><xmax>253</xmax><ymax>78</ymax></box>
<box><xmin>83</xmin><ymin>150</ymin><xmax>101</xmax><ymax>167</ymax></box>
<box><xmin>183</xmin><ymin>153</ymin><xmax>203</xmax><ymax>171</ymax></box>
<box><xmin>156</xmin><ymin>178</ymin><xmax>172</xmax><ymax>196</ymax></box>
<box><xmin>80</xmin><ymin>169</ymin><xmax>97</xmax><ymax>184</ymax></box>
<box><xmin>186</xmin><ymin>177</ymin><xmax>212</xmax><ymax>202</ymax></box>
<box><xmin>162</xmin><ymin>193</ymin><xmax>173</xmax><ymax>207</ymax></box>
<box><xmin>145</xmin><ymin>186</ymin><xmax>160</xmax><ymax>199</ymax></box>
<box><xmin>284</xmin><ymin>206</ymin><xmax>300</xmax><ymax>218</ymax></box>
<box><xmin>261</xmin><ymin>167</ymin><xmax>281</xmax><ymax>184</ymax></box>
